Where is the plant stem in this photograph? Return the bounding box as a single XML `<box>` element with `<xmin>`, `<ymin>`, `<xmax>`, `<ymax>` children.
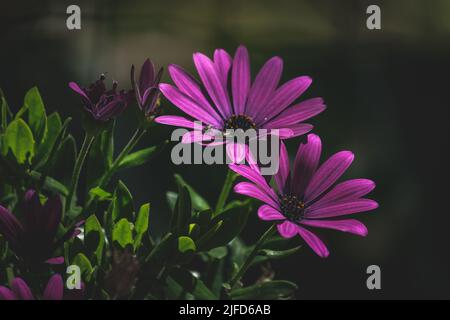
<box><xmin>215</xmin><ymin>170</ymin><xmax>238</xmax><ymax>214</ymax></box>
<box><xmin>229</xmin><ymin>224</ymin><xmax>277</xmax><ymax>289</ymax></box>
<box><xmin>66</xmin><ymin>133</ymin><xmax>95</xmax><ymax>212</ymax></box>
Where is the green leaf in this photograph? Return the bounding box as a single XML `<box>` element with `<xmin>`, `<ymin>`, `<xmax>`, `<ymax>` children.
<box><xmin>86</xmin><ymin>122</ymin><xmax>114</xmax><ymax>188</ymax></box>
<box><xmin>3</xmin><ymin>119</ymin><xmax>35</xmax><ymax>164</ymax></box>
<box><xmin>72</xmin><ymin>253</ymin><xmax>94</xmax><ymax>282</ymax></box>
<box><xmin>199</xmin><ymin>200</ymin><xmax>251</xmax><ymax>250</ymax></box>
<box><xmin>259</xmin><ymin>246</ymin><xmax>302</xmax><ymax>259</ymax></box>
<box><xmin>112</xmin><ymin>218</ymin><xmax>134</xmax><ymax>248</ymax></box>
<box><xmin>171</xmin><ymin>185</ymin><xmax>192</xmax><ymax>235</ymax></box>
<box><xmin>230</xmin><ymin>280</ymin><xmax>298</xmax><ymax>300</ymax></box>
<box><xmin>169</xmin><ymin>267</ymin><xmax>216</xmax><ymax>300</ymax></box>
<box><xmin>84</xmin><ymin>215</ymin><xmax>105</xmax><ymax>265</ymax></box>
<box><xmin>166</xmin><ymin>191</ymin><xmax>178</xmax><ymax>212</ymax></box>
<box><xmin>0</xmin><ymin>88</ymin><xmax>12</xmax><ymax>132</ymax></box>
<box><xmin>89</xmin><ymin>186</ymin><xmax>113</xmax><ymax>201</ymax></box>
<box><xmin>118</xmin><ymin>145</ymin><xmax>159</xmax><ymax>170</ymax></box>
<box><xmin>29</xmin><ymin>171</ymin><xmax>69</xmax><ymax>196</ymax></box>
<box><xmin>174</xmin><ymin>174</ymin><xmax>210</xmax><ymax>211</ymax></box>
<box><xmin>145</xmin><ymin>233</ymin><xmax>177</xmax><ymax>263</ymax></box>
<box><xmin>178</xmin><ymin>236</ymin><xmax>196</xmax><ymax>253</ymax></box>
<box><xmin>196</xmin><ymin>220</ymin><xmax>223</xmax><ymax>250</ymax></box>
<box><xmin>52</xmin><ymin>135</ymin><xmax>76</xmax><ymax>187</ymax></box>
<box><xmin>33</xmin><ymin>112</ymin><xmax>62</xmax><ymax>167</ymax></box>
<box><xmin>24</xmin><ymin>87</ymin><xmax>46</xmax><ymax>143</ymax></box>
<box><xmin>111</xmin><ymin>180</ymin><xmax>135</xmax><ymax>221</ymax></box>
<box><xmin>208</xmin><ymin>246</ymin><xmax>228</xmax><ymax>259</ymax></box>
<box><xmin>134</xmin><ymin>203</ymin><xmax>150</xmax><ymax>251</ymax></box>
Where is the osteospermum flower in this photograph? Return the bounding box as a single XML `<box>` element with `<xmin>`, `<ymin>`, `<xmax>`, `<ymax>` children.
<box><xmin>69</xmin><ymin>74</ymin><xmax>133</xmax><ymax>121</ymax></box>
<box><xmin>131</xmin><ymin>58</ymin><xmax>163</xmax><ymax>117</ymax></box>
<box><xmin>230</xmin><ymin>134</ymin><xmax>378</xmax><ymax>257</ymax></box>
<box><xmin>0</xmin><ymin>275</ymin><xmax>68</xmax><ymax>300</ymax></box>
<box><xmin>155</xmin><ymin>45</ymin><xmax>325</xmax><ymax>144</ymax></box>
<box><xmin>0</xmin><ymin>190</ymin><xmax>81</xmax><ymax>264</ymax></box>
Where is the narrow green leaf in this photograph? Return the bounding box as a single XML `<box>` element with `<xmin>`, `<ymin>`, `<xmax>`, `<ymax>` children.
<box><xmin>118</xmin><ymin>146</ymin><xmax>157</xmax><ymax>170</ymax></box>
<box><xmin>72</xmin><ymin>253</ymin><xmax>94</xmax><ymax>282</ymax></box>
<box><xmin>24</xmin><ymin>87</ymin><xmax>46</xmax><ymax>143</ymax></box>
<box><xmin>33</xmin><ymin>112</ymin><xmax>62</xmax><ymax>167</ymax></box>
<box><xmin>169</xmin><ymin>267</ymin><xmax>216</xmax><ymax>300</ymax></box>
<box><xmin>111</xmin><ymin>180</ymin><xmax>135</xmax><ymax>221</ymax></box>
<box><xmin>134</xmin><ymin>203</ymin><xmax>150</xmax><ymax>250</ymax></box>
<box><xmin>174</xmin><ymin>174</ymin><xmax>210</xmax><ymax>211</ymax></box>
<box><xmin>171</xmin><ymin>185</ymin><xmax>191</xmax><ymax>235</ymax></box>
<box><xmin>259</xmin><ymin>246</ymin><xmax>302</xmax><ymax>259</ymax></box>
<box><xmin>89</xmin><ymin>186</ymin><xmax>113</xmax><ymax>201</ymax></box>
<box><xmin>166</xmin><ymin>191</ymin><xmax>177</xmax><ymax>212</ymax></box>
<box><xmin>84</xmin><ymin>215</ymin><xmax>105</xmax><ymax>265</ymax></box>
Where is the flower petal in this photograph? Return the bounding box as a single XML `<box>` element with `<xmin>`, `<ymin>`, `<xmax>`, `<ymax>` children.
<box><xmin>168</xmin><ymin>64</ymin><xmax>223</xmax><ymax>124</ymax></box>
<box><xmin>305</xmin><ymin>151</ymin><xmax>354</xmax><ymax>202</ymax></box>
<box><xmin>277</xmin><ymin>221</ymin><xmax>299</xmax><ymax>238</ymax></box>
<box><xmin>43</xmin><ymin>274</ymin><xmax>64</xmax><ymax>300</ymax></box>
<box><xmin>181</xmin><ymin>131</ymin><xmax>214</xmax><ymax>144</ymax></box>
<box><xmin>159</xmin><ymin>83</ymin><xmax>222</xmax><ymax>127</ymax></box>
<box><xmin>263</xmin><ymin>98</ymin><xmax>326</xmax><ymax>128</ymax></box>
<box><xmin>68</xmin><ymin>82</ymin><xmax>90</xmax><ymax>102</ymax></box>
<box><xmin>11</xmin><ymin>278</ymin><xmax>34</xmax><ymax>300</ymax></box>
<box><xmin>193</xmin><ymin>52</ymin><xmax>232</xmax><ymax>119</ymax></box>
<box><xmin>280</xmin><ymin>124</ymin><xmax>313</xmax><ymax>138</ymax></box>
<box><xmin>306</xmin><ymin>199</ymin><xmax>379</xmax><ymax>218</ymax></box>
<box><xmin>258</xmin><ymin>205</ymin><xmax>285</xmax><ymax>221</ymax></box>
<box><xmin>43</xmin><ymin>195</ymin><xmax>62</xmax><ymax>237</ymax></box>
<box><xmin>229</xmin><ymin>164</ymin><xmax>278</xmax><ymax>200</ymax></box>
<box><xmin>300</xmin><ymin>219</ymin><xmax>368</xmax><ymax>236</ymax></box>
<box><xmin>232</xmin><ymin>45</ymin><xmax>251</xmax><ymax>115</ymax></box>
<box><xmin>213</xmin><ymin>49</ymin><xmax>232</xmax><ymax>87</ymax></box>
<box><xmin>274</xmin><ymin>142</ymin><xmax>290</xmax><ymax>193</ymax></box>
<box><xmin>310</xmin><ymin>179</ymin><xmax>376</xmax><ymax>209</ymax></box>
<box><xmin>0</xmin><ymin>205</ymin><xmax>23</xmax><ymax>250</ymax></box>
<box><xmin>234</xmin><ymin>182</ymin><xmax>279</xmax><ymax>208</ymax></box>
<box><xmin>292</xmin><ymin>134</ymin><xmax>322</xmax><ymax>198</ymax></box>
<box><xmin>138</xmin><ymin>58</ymin><xmax>155</xmax><ymax>94</ymax></box>
<box><xmin>246</xmin><ymin>56</ymin><xmax>283</xmax><ymax>117</ymax></box>
<box><xmin>226</xmin><ymin>142</ymin><xmax>246</xmax><ymax>164</ymax></box>
<box><xmin>255</xmin><ymin>76</ymin><xmax>312</xmax><ymax>124</ymax></box>
<box><xmin>0</xmin><ymin>287</ymin><xmax>16</xmax><ymax>300</ymax></box>
<box><xmin>155</xmin><ymin>115</ymin><xmax>203</xmax><ymax>129</ymax></box>
<box><xmin>297</xmin><ymin>226</ymin><xmax>329</xmax><ymax>258</ymax></box>
<box><xmin>45</xmin><ymin>256</ymin><xmax>65</xmax><ymax>265</ymax></box>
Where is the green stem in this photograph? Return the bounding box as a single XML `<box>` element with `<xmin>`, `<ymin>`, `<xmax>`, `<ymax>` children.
<box><xmin>215</xmin><ymin>170</ymin><xmax>238</xmax><ymax>214</ymax></box>
<box><xmin>66</xmin><ymin>133</ymin><xmax>95</xmax><ymax>212</ymax></box>
<box><xmin>229</xmin><ymin>224</ymin><xmax>277</xmax><ymax>288</ymax></box>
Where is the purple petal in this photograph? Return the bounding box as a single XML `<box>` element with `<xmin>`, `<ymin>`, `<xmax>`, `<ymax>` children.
<box><xmin>213</xmin><ymin>49</ymin><xmax>232</xmax><ymax>88</ymax></box>
<box><xmin>43</xmin><ymin>195</ymin><xmax>62</xmax><ymax>237</ymax></box>
<box><xmin>292</xmin><ymin>134</ymin><xmax>322</xmax><ymax>198</ymax></box>
<box><xmin>0</xmin><ymin>287</ymin><xmax>16</xmax><ymax>300</ymax></box>
<box><xmin>181</xmin><ymin>131</ymin><xmax>214</xmax><ymax>144</ymax></box>
<box><xmin>274</xmin><ymin>142</ymin><xmax>290</xmax><ymax>193</ymax></box>
<box><xmin>193</xmin><ymin>52</ymin><xmax>232</xmax><ymax>119</ymax></box>
<box><xmin>229</xmin><ymin>164</ymin><xmax>278</xmax><ymax>201</ymax></box>
<box><xmin>226</xmin><ymin>143</ymin><xmax>246</xmax><ymax>164</ymax></box>
<box><xmin>45</xmin><ymin>256</ymin><xmax>65</xmax><ymax>265</ymax></box>
<box><xmin>280</xmin><ymin>124</ymin><xmax>313</xmax><ymax>138</ymax></box>
<box><xmin>139</xmin><ymin>58</ymin><xmax>155</xmax><ymax>94</ymax></box>
<box><xmin>234</xmin><ymin>182</ymin><xmax>279</xmax><ymax>208</ymax></box>
<box><xmin>155</xmin><ymin>116</ymin><xmax>203</xmax><ymax>129</ymax></box>
<box><xmin>22</xmin><ymin>189</ymin><xmax>42</xmax><ymax>233</ymax></box>
<box><xmin>277</xmin><ymin>221</ymin><xmax>299</xmax><ymax>238</ymax></box>
<box><xmin>232</xmin><ymin>45</ymin><xmax>250</xmax><ymax>115</ymax></box>
<box><xmin>304</xmin><ymin>151</ymin><xmax>354</xmax><ymax>202</ymax></box>
<box><xmin>311</xmin><ymin>179</ymin><xmax>376</xmax><ymax>209</ymax></box>
<box><xmin>159</xmin><ymin>83</ymin><xmax>222</xmax><ymax>127</ymax></box>
<box><xmin>168</xmin><ymin>64</ymin><xmax>223</xmax><ymax>124</ymax></box>
<box><xmin>306</xmin><ymin>199</ymin><xmax>379</xmax><ymax>218</ymax></box>
<box><xmin>43</xmin><ymin>274</ymin><xmax>64</xmax><ymax>300</ymax></box>
<box><xmin>246</xmin><ymin>56</ymin><xmax>283</xmax><ymax>117</ymax></box>
<box><xmin>263</xmin><ymin>98</ymin><xmax>326</xmax><ymax>128</ymax></box>
<box><xmin>301</xmin><ymin>219</ymin><xmax>368</xmax><ymax>236</ymax></box>
<box><xmin>255</xmin><ymin>76</ymin><xmax>312</xmax><ymax>124</ymax></box>
<box><xmin>298</xmin><ymin>226</ymin><xmax>329</xmax><ymax>258</ymax></box>
<box><xmin>0</xmin><ymin>205</ymin><xmax>24</xmax><ymax>250</ymax></box>
<box><xmin>258</xmin><ymin>205</ymin><xmax>285</xmax><ymax>221</ymax></box>
<box><xmin>11</xmin><ymin>278</ymin><xmax>34</xmax><ymax>300</ymax></box>
<box><xmin>68</xmin><ymin>82</ymin><xmax>90</xmax><ymax>102</ymax></box>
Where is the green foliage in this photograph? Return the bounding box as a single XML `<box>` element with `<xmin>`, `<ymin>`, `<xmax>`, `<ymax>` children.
<box><xmin>3</xmin><ymin>119</ymin><xmax>35</xmax><ymax>164</ymax></box>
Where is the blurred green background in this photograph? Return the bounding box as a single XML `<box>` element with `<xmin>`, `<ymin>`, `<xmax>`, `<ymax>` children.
<box><xmin>1</xmin><ymin>0</ymin><xmax>449</xmax><ymax>299</ymax></box>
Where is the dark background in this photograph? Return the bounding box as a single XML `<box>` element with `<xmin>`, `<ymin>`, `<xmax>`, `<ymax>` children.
<box><xmin>1</xmin><ymin>0</ymin><xmax>449</xmax><ymax>299</ymax></box>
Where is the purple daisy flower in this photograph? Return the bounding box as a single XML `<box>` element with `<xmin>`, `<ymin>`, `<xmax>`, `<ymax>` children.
<box><xmin>131</xmin><ymin>58</ymin><xmax>163</xmax><ymax>117</ymax></box>
<box><xmin>0</xmin><ymin>275</ymin><xmax>64</xmax><ymax>300</ymax></box>
<box><xmin>155</xmin><ymin>45</ymin><xmax>325</xmax><ymax>144</ymax></box>
<box><xmin>69</xmin><ymin>74</ymin><xmax>133</xmax><ymax>122</ymax></box>
<box><xmin>230</xmin><ymin>134</ymin><xmax>378</xmax><ymax>257</ymax></box>
<box><xmin>0</xmin><ymin>190</ymin><xmax>81</xmax><ymax>264</ymax></box>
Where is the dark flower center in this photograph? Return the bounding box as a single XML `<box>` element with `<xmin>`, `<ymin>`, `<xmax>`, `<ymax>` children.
<box><xmin>279</xmin><ymin>194</ymin><xmax>305</xmax><ymax>222</ymax></box>
<box><xmin>224</xmin><ymin>115</ymin><xmax>257</xmax><ymax>131</ymax></box>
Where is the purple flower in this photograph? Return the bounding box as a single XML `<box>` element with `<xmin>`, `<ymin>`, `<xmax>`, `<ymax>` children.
<box><xmin>69</xmin><ymin>74</ymin><xmax>133</xmax><ymax>121</ymax></box>
<box><xmin>0</xmin><ymin>190</ymin><xmax>80</xmax><ymax>264</ymax></box>
<box><xmin>0</xmin><ymin>275</ymin><xmax>64</xmax><ymax>300</ymax></box>
<box><xmin>155</xmin><ymin>45</ymin><xmax>325</xmax><ymax>142</ymax></box>
<box><xmin>230</xmin><ymin>134</ymin><xmax>378</xmax><ymax>258</ymax></box>
<box><xmin>131</xmin><ymin>58</ymin><xmax>163</xmax><ymax>117</ymax></box>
